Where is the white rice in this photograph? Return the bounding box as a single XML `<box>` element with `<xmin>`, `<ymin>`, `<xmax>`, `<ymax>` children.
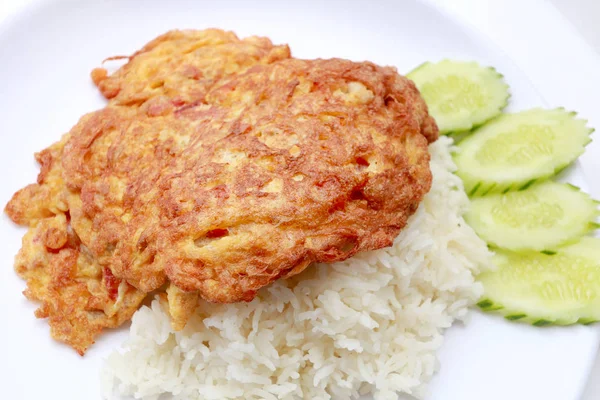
<box><xmin>102</xmin><ymin>136</ymin><xmax>492</xmax><ymax>400</ymax></box>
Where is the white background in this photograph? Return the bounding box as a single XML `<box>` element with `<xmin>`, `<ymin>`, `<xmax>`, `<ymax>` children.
<box><xmin>0</xmin><ymin>0</ymin><xmax>599</xmax><ymax>398</ymax></box>
<box><xmin>544</xmin><ymin>1</ymin><xmax>600</xmax><ymax>397</ymax></box>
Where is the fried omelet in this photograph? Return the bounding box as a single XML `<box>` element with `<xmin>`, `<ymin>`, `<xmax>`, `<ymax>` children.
<box><xmin>6</xmin><ymin>29</ymin><xmax>290</xmax><ymax>354</ymax></box>
<box><xmin>5</xmin><ymin>29</ymin><xmax>438</xmax><ymax>354</ymax></box>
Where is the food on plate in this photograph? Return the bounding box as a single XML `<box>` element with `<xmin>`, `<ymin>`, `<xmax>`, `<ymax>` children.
<box><xmin>6</xmin><ymin>135</ymin><xmax>149</xmax><ymax>355</ymax></box>
<box><xmin>6</xmin><ymin>29</ymin><xmax>292</xmax><ymax>355</ymax></box>
<box><xmin>464</xmin><ymin>181</ymin><xmax>600</xmax><ymax>252</ymax></box>
<box><xmin>477</xmin><ymin>237</ymin><xmax>600</xmax><ymax>326</ymax></box>
<box><xmin>454</xmin><ymin>108</ymin><xmax>593</xmax><ymax>196</ymax></box>
<box><xmin>91</xmin><ymin>28</ymin><xmax>291</xmax><ymax>107</ymax></box>
<box><xmin>11</xmin><ymin>215</ymin><xmax>147</xmax><ymax>353</ymax></box>
<box><xmin>82</xmin><ymin>57</ymin><xmax>438</xmax><ymax>305</ymax></box>
<box><xmin>420</xmin><ymin>64</ymin><xmax>600</xmax><ymax>326</ymax></box>
<box><xmin>6</xmin><ymin>22</ymin><xmax>594</xmax><ymax>397</ymax></box>
<box><xmin>411</xmin><ymin>60</ymin><xmax>599</xmax><ymax>328</ymax></box>
<box><xmin>5</xmin><ymin>29</ymin><xmax>439</xmax><ymax>355</ymax></box>
<box><xmin>407</xmin><ymin>60</ymin><xmax>509</xmax><ymax>134</ymax></box>
<box><xmin>102</xmin><ymin>136</ymin><xmax>491</xmax><ymax>400</ymax></box>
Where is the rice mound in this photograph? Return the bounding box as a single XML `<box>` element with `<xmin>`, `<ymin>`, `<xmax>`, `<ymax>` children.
<box><xmin>102</xmin><ymin>136</ymin><xmax>492</xmax><ymax>400</ymax></box>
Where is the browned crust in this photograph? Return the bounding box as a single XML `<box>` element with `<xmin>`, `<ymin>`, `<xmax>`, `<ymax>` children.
<box><xmin>91</xmin><ymin>29</ymin><xmax>291</xmax><ymax>106</ymax></box>
<box><xmin>13</xmin><ymin>217</ymin><xmax>146</xmax><ymax>355</ymax></box>
<box><xmin>5</xmin><ymin>29</ymin><xmax>438</xmax><ymax>354</ymax></box>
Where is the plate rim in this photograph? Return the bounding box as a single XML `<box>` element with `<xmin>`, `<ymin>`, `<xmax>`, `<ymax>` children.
<box><xmin>0</xmin><ymin>1</ymin><xmax>597</xmax><ymax>399</ymax></box>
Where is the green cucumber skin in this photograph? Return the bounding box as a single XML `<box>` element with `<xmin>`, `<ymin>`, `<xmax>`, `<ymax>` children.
<box><xmin>477</xmin><ymin>238</ymin><xmax>600</xmax><ymax>327</ymax></box>
<box><xmin>460</xmin><ymin>154</ymin><xmax>587</xmax><ymax>197</ymax></box>
<box><xmin>477</xmin><ymin>298</ymin><xmax>595</xmax><ymax>326</ymax></box>
<box><xmin>477</xmin><ymin>299</ymin><xmax>595</xmax><ymax>326</ymax></box>
<box><xmin>505</xmin><ymin>314</ymin><xmax>526</xmax><ymax>321</ymax></box>
<box><xmin>407</xmin><ymin>60</ymin><xmax>510</xmax><ymax>134</ymax></box>
<box><xmin>465</xmin><ymin>182</ymin><xmax>600</xmax><ymax>252</ymax></box>
<box><xmin>455</xmin><ymin>108</ymin><xmax>593</xmax><ymax>196</ymax></box>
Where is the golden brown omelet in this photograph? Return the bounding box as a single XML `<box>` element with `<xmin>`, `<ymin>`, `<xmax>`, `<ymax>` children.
<box><xmin>5</xmin><ymin>30</ymin><xmax>438</xmax><ymax>354</ymax></box>
<box><xmin>92</xmin><ymin>29</ymin><xmax>291</xmax><ymax>108</ymax></box>
<box><xmin>6</xmin><ymin>29</ymin><xmax>291</xmax><ymax>354</ymax></box>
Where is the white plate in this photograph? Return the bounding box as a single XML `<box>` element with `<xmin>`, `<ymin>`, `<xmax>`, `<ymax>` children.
<box><xmin>0</xmin><ymin>1</ymin><xmax>597</xmax><ymax>399</ymax></box>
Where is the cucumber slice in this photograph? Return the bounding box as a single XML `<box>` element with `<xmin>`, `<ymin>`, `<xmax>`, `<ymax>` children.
<box><xmin>477</xmin><ymin>237</ymin><xmax>600</xmax><ymax>326</ymax></box>
<box><xmin>465</xmin><ymin>182</ymin><xmax>600</xmax><ymax>252</ymax></box>
<box><xmin>407</xmin><ymin>60</ymin><xmax>509</xmax><ymax>134</ymax></box>
<box><xmin>455</xmin><ymin>108</ymin><xmax>593</xmax><ymax>196</ymax></box>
